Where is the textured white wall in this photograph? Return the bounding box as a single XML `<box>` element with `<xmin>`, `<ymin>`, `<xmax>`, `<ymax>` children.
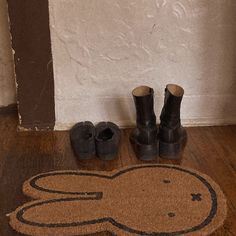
<box><xmin>49</xmin><ymin>0</ymin><xmax>236</xmax><ymax>130</ymax></box>
<box><xmin>0</xmin><ymin>0</ymin><xmax>16</xmax><ymax>107</ymax></box>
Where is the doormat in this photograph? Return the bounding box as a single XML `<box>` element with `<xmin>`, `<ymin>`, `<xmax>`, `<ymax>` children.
<box><xmin>9</xmin><ymin>164</ymin><xmax>227</xmax><ymax>236</ymax></box>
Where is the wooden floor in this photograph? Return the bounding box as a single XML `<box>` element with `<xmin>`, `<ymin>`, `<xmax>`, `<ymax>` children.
<box><xmin>0</xmin><ymin>113</ymin><xmax>236</xmax><ymax>236</ymax></box>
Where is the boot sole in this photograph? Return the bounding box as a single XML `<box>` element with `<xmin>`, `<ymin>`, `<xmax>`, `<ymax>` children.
<box><xmin>159</xmin><ymin>134</ymin><xmax>187</xmax><ymax>160</ymax></box>
<box><xmin>130</xmin><ymin>136</ymin><xmax>158</xmax><ymax>161</ymax></box>
<box><xmin>75</xmin><ymin>152</ymin><xmax>96</xmax><ymax>160</ymax></box>
<box><xmin>98</xmin><ymin>151</ymin><xmax>118</xmax><ymax>161</ymax></box>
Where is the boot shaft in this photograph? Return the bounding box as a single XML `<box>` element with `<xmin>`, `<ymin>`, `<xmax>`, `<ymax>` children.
<box><xmin>160</xmin><ymin>84</ymin><xmax>184</xmax><ymax>128</ymax></box>
<box><xmin>132</xmin><ymin>86</ymin><xmax>156</xmax><ymax>127</ymax></box>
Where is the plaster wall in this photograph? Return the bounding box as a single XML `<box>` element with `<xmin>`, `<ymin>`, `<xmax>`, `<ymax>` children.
<box><xmin>49</xmin><ymin>0</ymin><xmax>236</xmax><ymax>130</ymax></box>
<box><xmin>0</xmin><ymin>0</ymin><xmax>16</xmax><ymax>107</ymax></box>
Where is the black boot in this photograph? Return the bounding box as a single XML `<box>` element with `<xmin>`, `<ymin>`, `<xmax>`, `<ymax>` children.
<box><xmin>159</xmin><ymin>84</ymin><xmax>187</xmax><ymax>159</ymax></box>
<box><xmin>130</xmin><ymin>86</ymin><xmax>158</xmax><ymax>160</ymax></box>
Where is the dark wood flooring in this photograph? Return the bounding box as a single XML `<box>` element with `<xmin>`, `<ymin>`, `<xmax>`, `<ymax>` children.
<box><xmin>0</xmin><ymin>114</ymin><xmax>236</xmax><ymax>236</ymax></box>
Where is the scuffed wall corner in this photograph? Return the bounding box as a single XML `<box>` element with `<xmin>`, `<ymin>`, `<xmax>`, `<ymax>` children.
<box><xmin>7</xmin><ymin>0</ymin><xmax>55</xmax><ymax>131</ymax></box>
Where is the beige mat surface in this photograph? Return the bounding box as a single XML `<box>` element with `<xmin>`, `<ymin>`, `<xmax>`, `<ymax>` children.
<box><xmin>9</xmin><ymin>164</ymin><xmax>227</xmax><ymax>236</ymax></box>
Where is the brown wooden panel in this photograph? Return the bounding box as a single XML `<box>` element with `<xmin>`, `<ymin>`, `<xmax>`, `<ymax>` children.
<box><xmin>7</xmin><ymin>0</ymin><xmax>55</xmax><ymax>130</ymax></box>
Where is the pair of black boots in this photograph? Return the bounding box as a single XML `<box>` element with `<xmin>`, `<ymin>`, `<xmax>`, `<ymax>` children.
<box><xmin>130</xmin><ymin>84</ymin><xmax>187</xmax><ymax>160</ymax></box>
<box><xmin>70</xmin><ymin>122</ymin><xmax>120</xmax><ymax>160</ymax></box>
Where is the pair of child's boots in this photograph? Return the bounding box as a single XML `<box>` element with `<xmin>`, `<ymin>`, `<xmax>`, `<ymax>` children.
<box><xmin>130</xmin><ymin>84</ymin><xmax>187</xmax><ymax>160</ymax></box>
<box><xmin>70</xmin><ymin>122</ymin><xmax>120</xmax><ymax>160</ymax></box>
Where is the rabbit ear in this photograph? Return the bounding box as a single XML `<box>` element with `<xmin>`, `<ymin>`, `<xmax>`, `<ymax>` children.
<box><xmin>23</xmin><ymin>170</ymin><xmax>112</xmax><ymax>200</ymax></box>
<box><xmin>9</xmin><ymin>197</ymin><xmax>114</xmax><ymax>236</ymax></box>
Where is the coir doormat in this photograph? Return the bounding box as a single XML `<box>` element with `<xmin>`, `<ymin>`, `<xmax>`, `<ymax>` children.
<box><xmin>9</xmin><ymin>164</ymin><xmax>227</xmax><ymax>236</ymax></box>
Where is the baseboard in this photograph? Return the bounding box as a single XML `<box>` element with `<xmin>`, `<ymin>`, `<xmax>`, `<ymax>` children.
<box><xmin>54</xmin><ymin>94</ymin><xmax>236</xmax><ymax>130</ymax></box>
<box><xmin>0</xmin><ymin>103</ymin><xmax>18</xmax><ymax>115</ymax></box>
<box><xmin>55</xmin><ymin>117</ymin><xmax>236</xmax><ymax>131</ymax></box>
